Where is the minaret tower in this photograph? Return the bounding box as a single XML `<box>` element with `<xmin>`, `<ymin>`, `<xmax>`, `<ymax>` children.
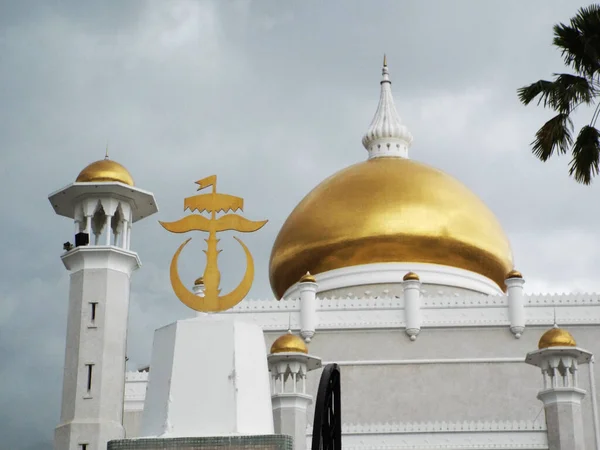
<box><xmin>525</xmin><ymin>325</ymin><xmax>591</xmax><ymax>450</ymax></box>
<box><xmin>49</xmin><ymin>156</ymin><xmax>158</xmax><ymax>450</ymax></box>
<box><xmin>268</xmin><ymin>331</ymin><xmax>321</xmax><ymax>450</ymax></box>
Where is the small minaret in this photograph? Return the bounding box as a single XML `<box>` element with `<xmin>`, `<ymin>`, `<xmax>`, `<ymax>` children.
<box><xmin>298</xmin><ymin>272</ymin><xmax>318</xmax><ymax>343</ymax></box>
<box><xmin>506</xmin><ymin>269</ymin><xmax>526</xmax><ymax>338</ymax></box>
<box><xmin>49</xmin><ymin>157</ymin><xmax>158</xmax><ymax>450</ymax></box>
<box><xmin>362</xmin><ymin>55</ymin><xmax>413</xmax><ymax>159</ymax></box>
<box><xmin>525</xmin><ymin>325</ymin><xmax>591</xmax><ymax>450</ymax></box>
<box><xmin>268</xmin><ymin>331</ymin><xmax>322</xmax><ymax>450</ymax></box>
<box><xmin>403</xmin><ymin>271</ymin><xmax>422</xmax><ymax>341</ymax></box>
<box><xmin>193</xmin><ymin>276</ymin><xmax>207</xmax><ymax>318</ymax></box>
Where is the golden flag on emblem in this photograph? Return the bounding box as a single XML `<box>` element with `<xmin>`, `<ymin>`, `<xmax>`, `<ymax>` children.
<box><xmin>195</xmin><ymin>175</ymin><xmax>217</xmax><ymax>191</ymax></box>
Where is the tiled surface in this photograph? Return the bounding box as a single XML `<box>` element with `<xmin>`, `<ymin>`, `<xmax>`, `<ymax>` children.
<box><xmin>108</xmin><ymin>434</ymin><xmax>293</xmax><ymax>450</ymax></box>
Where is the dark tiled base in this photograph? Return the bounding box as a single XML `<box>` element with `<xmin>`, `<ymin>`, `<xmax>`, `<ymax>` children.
<box><xmin>107</xmin><ymin>435</ymin><xmax>293</xmax><ymax>450</ymax></box>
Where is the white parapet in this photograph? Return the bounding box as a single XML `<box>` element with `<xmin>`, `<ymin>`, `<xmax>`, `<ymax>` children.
<box><xmin>140</xmin><ymin>316</ymin><xmax>274</xmax><ymax>438</ymax></box>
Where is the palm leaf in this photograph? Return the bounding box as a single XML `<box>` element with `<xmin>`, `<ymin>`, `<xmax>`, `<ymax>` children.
<box><xmin>553</xmin><ymin>73</ymin><xmax>596</xmax><ymax>111</ymax></box>
<box><xmin>553</xmin><ymin>4</ymin><xmax>600</xmax><ymax>76</ymax></box>
<box><xmin>518</xmin><ymin>74</ymin><xmax>594</xmax><ymax>113</ymax></box>
<box><xmin>531</xmin><ymin>113</ymin><xmax>573</xmax><ymax>161</ymax></box>
<box><xmin>569</xmin><ymin>125</ymin><xmax>600</xmax><ymax>184</ymax></box>
<box><xmin>517</xmin><ymin>80</ymin><xmax>555</xmax><ymax>106</ymax></box>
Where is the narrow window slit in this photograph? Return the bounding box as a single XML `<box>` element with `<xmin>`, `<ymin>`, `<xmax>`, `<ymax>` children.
<box><xmin>90</xmin><ymin>302</ymin><xmax>97</xmax><ymax>322</ymax></box>
<box><xmin>86</xmin><ymin>364</ymin><xmax>93</xmax><ymax>392</ymax></box>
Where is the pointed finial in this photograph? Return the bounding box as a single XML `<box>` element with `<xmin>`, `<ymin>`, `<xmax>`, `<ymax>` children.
<box><xmin>362</xmin><ymin>58</ymin><xmax>413</xmax><ymax>158</ymax></box>
<box><xmin>553</xmin><ymin>307</ymin><xmax>558</xmax><ymax>328</ymax></box>
<box><xmin>287</xmin><ymin>313</ymin><xmax>292</xmax><ymax>333</ymax></box>
<box><xmin>105</xmin><ymin>141</ymin><xmax>109</xmax><ymax>160</ymax></box>
<box><xmin>381</xmin><ymin>55</ymin><xmax>390</xmax><ymax>82</ymax></box>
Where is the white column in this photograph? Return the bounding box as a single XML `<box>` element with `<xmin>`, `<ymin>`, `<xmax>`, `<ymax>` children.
<box><xmin>299</xmin><ymin>280</ymin><xmax>318</xmax><ymax>343</ymax></box>
<box><xmin>126</xmin><ymin>223</ymin><xmax>132</xmax><ymax>250</ymax></box>
<box><xmin>538</xmin><ymin>387</ymin><xmax>586</xmax><ymax>450</ymax></box>
<box><xmin>271</xmin><ymin>394</ymin><xmax>312</xmax><ymax>450</ymax></box>
<box><xmin>82</xmin><ymin>199</ymin><xmax>95</xmax><ymax>237</ymax></box>
<box><xmin>121</xmin><ymin>219</ymin><xmax>129</xmax><ymax>249</ymax></box>
<box><xmin>506</xmin><ymin>272</ymin><xmax>526</xmax><ymax>338</ymax></box>
<box><xmin>403</xmin><ymin>273</ymin><xmax>422</xmax><ymax>341</ymax></box>
<box><xmin>268</xmin><ymin>355</ymin><xmax>321</xmax><ymax>450</ymax></box>
<box><xmin>105</xmin><ymin>214</ymin><xmax>113</xmax><ymax>246</ymax></box>
<box><xmin>54</xmin><ymin>248</ymin><xmax>141</xmax><ymax>450</ymax></box>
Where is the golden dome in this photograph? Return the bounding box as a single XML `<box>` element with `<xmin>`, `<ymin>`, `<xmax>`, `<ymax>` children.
<box><xmin>506</xmin><ymin>269</ymin><xmax>523</xmax><ymax>279</ymax></box>
<box><xmin>403</xmin><ymin>272</ymin><xmax>420</xmax><ymax>281</ymax></box>
<box><xmin>76</xmin><ymin>158</ymin><xmax>134</xmax><ymax>186</ymax></box>
<box><xmin>270</xmin><ymin>332</ymin><xmax>308</xmax><ymax>354</ymax></box>
<box><xmin>299</xmin><ymin>272</ymin><xmax>316</xmax><ymax>283</ymax></box>
<box><xmin>194</xmin><ymin>276</ymin><xmax>204</xmax><ymax>286</ymax></box>
<box><xmin>538</xmin><ymin>327</ymin><xmax>577</xmax><ymax>349</ymax></box>
<box><xmin>269</xmin><ymin>158</ymin><xmax>513</xmax><ymax>298</ymax></box>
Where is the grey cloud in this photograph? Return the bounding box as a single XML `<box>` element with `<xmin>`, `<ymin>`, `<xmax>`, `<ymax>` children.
<box><xmin>1</xmin><ymin>1</ymin><xmax>597</xmax><ymax>448</ymax></box>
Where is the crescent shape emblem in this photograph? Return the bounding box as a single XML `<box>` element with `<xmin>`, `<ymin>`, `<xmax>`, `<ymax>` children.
<box><xmin>169</xmin><ymin>236</ymin><xmax>255</xmax><ymax>312</ymax></box>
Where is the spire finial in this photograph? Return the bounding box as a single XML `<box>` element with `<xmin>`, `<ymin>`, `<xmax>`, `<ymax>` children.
<box><xmin>105</xmin><ymin>141</ymin><xmax>109</xmax><ymax>160</ymax></box>
<box><xmin>362</xmin><ymin>58</ymin><xmax>413</xmax><ymax>159</ymax></box>
<box><xmin>553</xmin><ymin>307</ymin><xmax>558</xmax><ymax>328</ymax></box>
<box><xmin>287</xmin><ymin>313</ymin><xmax>292</xmax><ymax>334</ymax></box>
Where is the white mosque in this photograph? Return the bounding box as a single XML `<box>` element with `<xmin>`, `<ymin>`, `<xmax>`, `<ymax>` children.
<box><xmin>49</xmin><ymin>60</ymin><xmax>600</xmax><ymax>450</ymax></box>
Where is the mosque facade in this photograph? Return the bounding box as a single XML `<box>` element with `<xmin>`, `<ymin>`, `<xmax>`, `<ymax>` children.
<box><xmin>51</xmin><ymin>60</ymin><xmax>600</xmax><ymax>450</ymax></box>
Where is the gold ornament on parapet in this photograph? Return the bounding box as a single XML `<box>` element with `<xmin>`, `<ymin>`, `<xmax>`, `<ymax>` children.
<box><xmin>160</xmin><ymin>175</ymin><xmax>268</xmax><ymax>312</ymax></box>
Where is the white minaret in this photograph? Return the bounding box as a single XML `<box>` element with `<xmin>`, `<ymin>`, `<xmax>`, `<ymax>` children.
<box><xmin>268</xmin><ymin>331</ymin><xmax>321</xmax><ymax>450</ymax></box>
<box><xmin>49</xmin><ymin>157</ymin><xmax>158</xmax><ymax>450</ymax></box>
<box><xmin>362</xmin><ymin>54</ymin><xmax>413</xmax><ymax>159</ymax></box>
<box><xmin>525</xmin><ymin>326</ymin><xmax>591</xmax><ymax>450</ymax></box>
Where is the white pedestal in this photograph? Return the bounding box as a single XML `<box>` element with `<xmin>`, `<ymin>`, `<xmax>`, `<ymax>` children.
<box><xmin>140</xmin><ymin>316</ymin><xmax>274</xmax><ymax>438</ymax></box>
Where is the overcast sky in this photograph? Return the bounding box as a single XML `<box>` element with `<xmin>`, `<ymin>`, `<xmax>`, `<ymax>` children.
<box><xmin>0</xmin><ymin>0</ymin><xmax>597</xmax><ymax>448</ymax></box>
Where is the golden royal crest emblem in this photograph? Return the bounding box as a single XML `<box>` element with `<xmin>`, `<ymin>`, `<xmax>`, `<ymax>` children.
<box><xmin>160</xmin><ymin>175</ymin><xmax>268</xmax><ymax>312</ymax></box>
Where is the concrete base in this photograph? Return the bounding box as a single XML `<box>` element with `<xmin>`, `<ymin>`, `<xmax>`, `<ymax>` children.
<box><xmin>141</xmin><ymin>316</ymin><xmax>274</xmax><ymax>438</ymax></box>
<box><xmin>108</xmin><ymin>434</ymin><xmax>292</xmax><ymax>450</ymax></box>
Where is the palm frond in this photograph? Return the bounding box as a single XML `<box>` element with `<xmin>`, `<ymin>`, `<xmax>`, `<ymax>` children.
<box><xmin>569</xmin><ymin>125</ymin><xmax>600</xmax><ymax>184</ymax></box>
<box><xmin>553</xmin><ymin>4</ymin><xmax>600</xmax><ymax>76</ymax></box>
<box><xmin>553</xmin><ymin>73</ymin><xmax>596</xmax><ymax>110</ymax></box>
<box><xmin>517</xmin><ymin>80</ymin><xmax>554</xmax><ymax>106</ymax></box>
<box><xmin>531</xmin><ymin>113</ymin><xmax>573</xmax><ymax>161</ymax></box>
<box><xmin>518</xmin><ymin>74</ymin><xmax>594</xmax><ymax>113</ymax></box>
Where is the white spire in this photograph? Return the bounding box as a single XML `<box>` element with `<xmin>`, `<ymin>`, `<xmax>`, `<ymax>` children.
<box><xmin>362</xmin><ymin>55</ymin><xmax>413</xmax><ymax>159</ymax></box>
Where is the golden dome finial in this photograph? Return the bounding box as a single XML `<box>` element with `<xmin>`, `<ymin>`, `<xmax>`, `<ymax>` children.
<box><xmin>299</xmin><ymin>271</ymin><xmax>316</xmax><ymax>283</ymax></box>
<box><xmin>538</xmin><ymin>326</ymin><xmax>577</xmax><ymax>349</ymax></box>
<box><xmin>403</xmin><ymin>271</ymin><xmax>419</xmax><ymax>281</ymax></box>
<box><xmin>506</xmin><ymin>269</ymin><xmax>522</xmax><ymax>279</ymax></box>
<box><xmin>270</xmin><ymin>332</ymin><xmax>308</xmax><ymax>354</ymax></box>
<box><xmin>76</xmin><ymin>157</ymin><xmax>135</xmax><ymax>186</ymax></box>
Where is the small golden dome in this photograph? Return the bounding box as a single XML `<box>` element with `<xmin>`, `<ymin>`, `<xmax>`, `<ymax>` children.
<box><xmin>269</xmin><ymin>158</ymin><xmax>513</xmax><ymax>298</ymax></box>
<box><xmin>270</xmin><ymin>332</ymin><xmax>308</xmax><ymax>354</ymax></box>
<box><xmin>506</xmin><ymin>269</ymin><xmax>523</xmax><ymax>279</ymax></box>
<box><xmin>299</xmin><ymin>272</ymin><xmax>316</xmax><ymax>283</ymax></box>
<box><xmin>194</xmin><ymin>277</ymin><xmax>204</xmax><ymax>286</ymax></box>
<box><xmin>538</xmin><ymin>326</ymin><xmax>577</xmax><ymax>349</ymax></box>
<box><xmin>76</xmin><ymin>158</ymin><xmax>134</xmax><ymax>186</ymax></box>
<box><xmin>403</xmin><ymin>272</ymin><xmax>420</xmax><ymax>281</ymax></box>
